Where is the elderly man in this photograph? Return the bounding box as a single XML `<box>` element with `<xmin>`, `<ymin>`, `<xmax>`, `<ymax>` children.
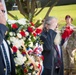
<box><xmin>40</xmin><ymin>16</ymin><xmax>64</xmax><ymax>75</ymax></box>
<box><xmin>0</xmin><ymin>2</ymin><xmax>15</xmax><ymax>75</ymax></box>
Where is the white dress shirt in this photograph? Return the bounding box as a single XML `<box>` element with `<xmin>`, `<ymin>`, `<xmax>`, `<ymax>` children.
<box><xmin>57</xmin><ymin>45</ymin><xmax>61</xmax><ymax>58</ymax></box>
<box><xmin>3</xmin><ymin>40</ymin><xmax>11</xmax><ymax>63</ymax></box>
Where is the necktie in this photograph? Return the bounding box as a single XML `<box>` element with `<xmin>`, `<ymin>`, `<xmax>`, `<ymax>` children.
<box><xmin>2</xmin><ymin>43</ymin><xmax>11</xmax><ymax>75</ymax></box>
<box><xmin>55</xmin><ymin>45</ymin><xmax>61</xmax><ymax>67</ymax></box>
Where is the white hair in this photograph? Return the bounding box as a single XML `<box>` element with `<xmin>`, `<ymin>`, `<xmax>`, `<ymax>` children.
<box><xmin>43</xmin><ymin>16</ymin><xmax>58</xmax><ymax>31</ymax></box>
<box><xmin>44</xmin><ymin>16</ymin><xmax>57</xmax><ymax>25</ymax></box>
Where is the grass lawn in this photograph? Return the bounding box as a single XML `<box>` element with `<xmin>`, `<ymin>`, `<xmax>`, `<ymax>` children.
<box><xmin>8</xmin><ymin>4</ymin><xmax>76</xmax><ymax>28</ymax></box>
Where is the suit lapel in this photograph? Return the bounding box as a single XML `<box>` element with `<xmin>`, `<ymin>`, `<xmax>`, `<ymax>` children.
<box><xmin>0</xmin><ymin>46</ymin><xmax>6</xmax><ymax>67</ymax></box>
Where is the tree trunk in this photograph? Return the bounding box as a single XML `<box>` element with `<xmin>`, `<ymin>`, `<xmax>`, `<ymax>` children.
<box><xmin>44</xmin><ymin>0</ymin><xmax>60</xmax><ymax>19</ymax></box>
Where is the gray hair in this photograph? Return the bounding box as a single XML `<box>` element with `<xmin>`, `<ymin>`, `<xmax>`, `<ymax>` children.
<box><xmin>43</xmin><ymin>16</ymin><xmax>58</xmax><ymax>31</ymax></box>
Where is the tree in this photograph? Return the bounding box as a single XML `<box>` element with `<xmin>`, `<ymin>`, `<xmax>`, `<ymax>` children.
<box><xmin>5</xmin><ymin>0</ymin><xmax>15</xmax><ymax>10</ymax></box>
<box><xmin>7</xmin><ymin>0</ymin><xmax>60</xmax><ymax>26</ymax></box>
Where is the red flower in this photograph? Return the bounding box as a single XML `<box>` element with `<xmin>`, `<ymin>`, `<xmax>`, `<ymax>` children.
<box><xmin>12</xmin><ymin>24</ymin><xmax>18</xmax><ymax>29</ymax></box>
<box><xmin>12</xmin><ymin>46</ymin><xmax>18</xmax><ymax>53</ymax></box>
<box><xmin>30</xmin><ymin>63</ymin><xmax>34</xmax><ymax>66</ymax></box>
<box><xmin>30</xmin><ymin>22</ymin><xmax>34</xmax><ymax>26</ymax></box>
<box><xmin>24</xmin><ymin>68</ymin><xmax>28</xmax><ymax>73</ymax></box>
<box><xmin>35</xmin><ymin>28</ymin><xmax>42</xmax><ymax>34</ymax></box>
<box><xmin>22</xmin><ymin>51</ymin><xmax>26</xmax><ymax>55</ymax></box>
<box><xmin>40</xmin><ymin>55</ymin><xmax>44</xmax><ymax>60</ymax></box>
<box><xmin>27</xmin><ymin>26</ymin><xmax>33</xmax><ymax>33</ymax></box>
<box><xmin>28</xmin><ymin>50</ymin><xmax>33</xmax><ymax>55</ymax></box>
<box><xmin>62</xmin><ymin>26</ymin><xmax>74</xmax><ymax>39</ymax></box>
<box><xmin>20</xmin><ymin>31</ymin><xmax>26</xmax><ymax>37</ymax></box>
<box><xmin>38</xmin><ymin>64</ymin><xmax>41</xmax><ymax>69</ymax></box>
<box><xmin>33</xmin><ymin>32</ymin><xmax>37</xmax><ymax>37</ymax></box>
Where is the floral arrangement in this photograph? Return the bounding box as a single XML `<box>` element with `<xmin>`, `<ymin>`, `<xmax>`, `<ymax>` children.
<box><xmin>6</xmin><ymin>18</ymin><xmax>44</xmax><ymax>75</ymax></box>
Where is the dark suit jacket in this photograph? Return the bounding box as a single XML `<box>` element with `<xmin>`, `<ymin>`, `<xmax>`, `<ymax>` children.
<box><xmin>40</xmin><ymin>29</ymin><xmax>64</xmax><ymax>75</ymax></box>
<box><xmin>0</xmin><ymin>24</ymin><xmax>15</xmax><ymax>75</ymax></box>
<box><xmin>40</xmin><ymin>29</ymin><xmax>57</xmax><ymax>69</ymax></box>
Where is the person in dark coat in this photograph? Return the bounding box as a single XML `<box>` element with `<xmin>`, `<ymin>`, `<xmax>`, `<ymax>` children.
<box><xmin>0</xmin><ymin>2</ymin><xmax>15</xmax><ymax>75</ymax></box>
<box><xmin>40</xmin><ymin>16</ymin><xmax>64</xmax><ymax>75</ymax></box>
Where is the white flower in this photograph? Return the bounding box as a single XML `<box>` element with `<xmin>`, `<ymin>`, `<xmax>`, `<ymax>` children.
<box><xmin>23</xmin><ymin>37</ymin><xmax>26</xmax><ymax>40</ymax></box>
<box><xmin>31</xmin><ymin>26</ymin><xmax>35</xmax><ymax>30</ymax></box>
<box><xmin>7</xmin><ymin>19</ymin><xmax>17</xmax><ymax>24</ymax></box>
<box><xmin>10</xmin><ymin>37</ymin><xmax>16</xmax><ymax>42</ymax></box>
<box><xmin>7</xmin><ymin>18</ymin><xmax>27</xmax><ymax>25</ymax></box>
<box><xmin>28</xmin><ymin>38</ymin><xmax>33</xmax><ymax>47</ymax></box>
<box><xmin>10</xmin><ymin>37</ymin><xmax>24</xmax><ymax>48</ymax></box>
<box><xmin>28</xmin><ymin>73</ymin><xmax>31</xmax><ymax>75</ymax></box>
<box><xmin>9</xmin><ymin>32</ymin><xmax>14</xmax><ymax>36</ymax></box>
<box><xmin>25</xmin><ymin>31</ymin><xmax>29</xmax><ymax>37</ymax></box>
<box><xmin>29</xmin><ymin>42</ymin><xmax>33</xmax><ymax>47</ymax></box>
<box><xmin>29</xmin><ymin>65</ymin><xmax>33</xmax><ymax>69</ymax></box>
<box><xmin>14</xmin><ymin>51</ymin><xmax>27</xmax><ymax>65</ymax></box>
<box><xmin>17</xmin><ymin>18</ymin><xmax>27</xmax><ymax>25</ymax></box>
<box><xmin>17</xmin><ymin>33</ymin><xmax>22</xmax><ymax>38</ymax></box>
<box><xmin>33</xmin><ymin>71</ymin><xmax>37</xmax><ymax>75</ymax></box>
<box><xmin>13</xmin><ymin>39</ymin><xmax>24</xmax><ymax>48</ymax></box>
<box><xmin>33</xmin><ymin>36</ymin><xmax>36</xmax><ymax>40</ymax></box>
<box><xmin>28</xmin><ymin>38</ymin><xmax>31</xmax><ymax>41</ymax></box>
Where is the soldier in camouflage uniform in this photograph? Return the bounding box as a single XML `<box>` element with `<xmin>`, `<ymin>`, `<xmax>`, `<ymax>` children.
<box><xmin>61</xmin><ymin>15</ymin><xmax>75</xmax><ymax>75</ymax></box>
